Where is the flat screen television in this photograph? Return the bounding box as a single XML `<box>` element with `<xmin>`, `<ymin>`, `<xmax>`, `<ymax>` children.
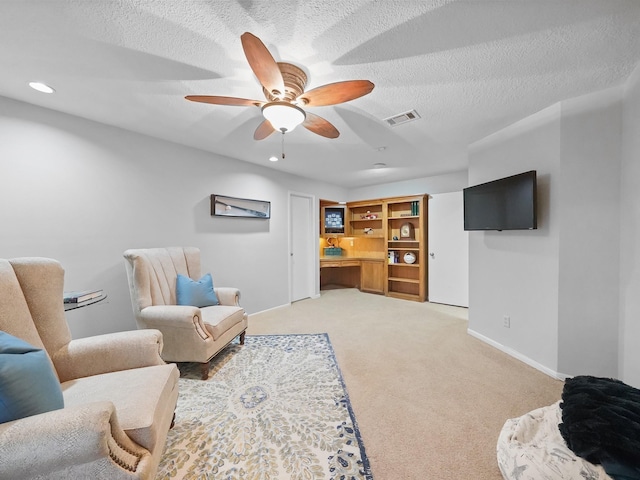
<box><xmin>323</xmin><ymin>206</ymin><xmax>345</xmax><ymax>234</ymax></box>
<box><xmin>463</xmin><ymin>170</ymin><xmax>537</xmax><ymax>231</ymax></box>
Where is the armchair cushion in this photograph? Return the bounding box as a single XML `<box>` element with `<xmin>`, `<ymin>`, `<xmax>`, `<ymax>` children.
<box><xmin>201</xmin><ymin>305</ymin><xmax>246</xmax><ymax>341</ymax></box>
<box><xmin>62</xmin><ymin>363</ymin><xmax>178</xmax><ymax>453</ymax></box>
<box><xmin>0</xmin><ymin>331</ymin><xmax>64</xmax><ymax>424</ymax></box>
<box><xmin>176</xmin><ymin>273</ymin><xmax>219</xmax><ymax>307</ymax></box>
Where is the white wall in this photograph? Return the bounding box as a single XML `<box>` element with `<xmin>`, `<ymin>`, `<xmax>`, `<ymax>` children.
<box><xmin>0</xmin><ymin>96</ymin><xmax>346</xmax><ymax>339</ymax></box>
<box><xmin>557</xmin><ymin>89</ymin><xmax>622</xmax><ymax>377</ymax></box>
<box><xmin>467</xmin><ymin>105</ymin><xmax>562</xmax><ymax>374</ymax></box>
<box><xmin>467</xmin><ymin>86</ymin><xmax>628</xmax><ymax>382</ymax></box>
<box><xmin>348</xmin><ymin>170</ymin><xmax>468</xmax><ymax>201</ymax></box>
<box><xmin>620</xmin><ymin>64</ymin><xmax>640</xmax><ymax>387</ymax></box>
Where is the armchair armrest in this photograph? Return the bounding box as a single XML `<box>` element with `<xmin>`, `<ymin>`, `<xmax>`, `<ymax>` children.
<box><xmin>138</xmin><ymin>304</ymin><xmax>211</xmax><ymax>339</ymax></box>
<box><xmin>53</xmin><ymin>329</ymin><xmax>165</xmax><ymax>382</ymax></box>
<box><xmin>215</xmin><ymin>287</ymin><xmax>241</xmax><ymax>306</ymax></box>
<box><xmin>139</xmin><ymin>304</ymin><xmax>202</xmax><ymax>329</ymax></box>
<box><xmin>136</xmin><ymin>305</ymin><xmax>216</xmax><ymax>362</ymax></box>
<box><xmin>0</xmin><ymin>402</ymin><xmax>151</xmax><ymax>479</ymax></box>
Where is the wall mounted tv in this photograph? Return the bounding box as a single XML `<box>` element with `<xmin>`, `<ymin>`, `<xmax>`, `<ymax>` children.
<box><xmin>463</xmin><ymin>170</ymin><xmax>538</xmax><ymax>231</ymax></box>
<box><xmin>323</xmin><ymin>206</ymin><xmax>346</xmax><ymax>234</ymax></box>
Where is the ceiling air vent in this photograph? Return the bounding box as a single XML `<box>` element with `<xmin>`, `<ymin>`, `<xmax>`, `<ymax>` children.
<box><xmin>384</xmin><ymin>109</ymin><xmax>421</xmax><ymax>127</ymax></box>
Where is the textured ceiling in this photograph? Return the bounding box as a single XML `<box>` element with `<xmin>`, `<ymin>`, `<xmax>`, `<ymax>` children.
<box><xmin>1</xmin><ymin>0</ymin><xmax>639</xmax><ymax>188</ymax></box>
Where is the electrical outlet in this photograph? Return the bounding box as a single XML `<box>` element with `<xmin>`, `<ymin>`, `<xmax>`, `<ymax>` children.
<box><xmin>503</xmin><ymin>316</ymin><xmax>510</xmax><ymax>328</ymax></box>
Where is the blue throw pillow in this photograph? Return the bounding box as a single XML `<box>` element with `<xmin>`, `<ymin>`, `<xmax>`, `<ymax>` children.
<box><xmin>0</xmin><ymin>331</ymin><xmax>64</xmax><ymax>424</ymax></box>
<box><xmin>176</xmin><ymin>273</ymin><xmax>219</xmax><ymax>307</ymax></box>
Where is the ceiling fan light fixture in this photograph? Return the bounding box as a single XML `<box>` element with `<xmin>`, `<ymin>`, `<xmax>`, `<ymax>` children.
<box><xmin>262</xmin><ymin>101</ymin><xmax>306</xmax><ymax>133</ymax></box>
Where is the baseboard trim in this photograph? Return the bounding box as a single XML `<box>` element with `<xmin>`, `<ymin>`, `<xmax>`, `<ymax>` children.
<box><xmin>250</xmin><ymin>303</ymin><xmax>291</xmax><ymax>316</ymax></box>
<box><xmin>250</xmin><ymin>294</ymin><xmax>321</xmax><ymax>317</ymax></box>
<box><xmin>467</xmin><ymin>328</ymin><xmax>569</xmax><ymax>381</ymax></box>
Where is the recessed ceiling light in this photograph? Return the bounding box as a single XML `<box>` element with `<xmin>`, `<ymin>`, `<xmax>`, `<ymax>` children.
<box><xmin>373</xmin><ymin>162</ymin><xmax>387</xmax><ymax>169</ymax></box>
<box><xmin>268</xmin><ymin>155</ymin><xmax>278</xmax><ymax>162</ymax></box>
<box><xmin>28</xmin><ymin>82</ymin><xmax>55</xmax><ymax>94</ymax></box>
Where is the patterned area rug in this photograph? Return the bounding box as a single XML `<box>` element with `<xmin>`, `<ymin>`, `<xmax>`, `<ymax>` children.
<box><xmin>157</xmin><ymin>334</ymin><xmax>372</xmax><ymax>480</ymax></box>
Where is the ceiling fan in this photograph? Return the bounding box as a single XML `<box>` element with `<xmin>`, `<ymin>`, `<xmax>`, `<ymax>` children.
<box><xmin>185</xmin><ymin>32</ymin><xmax>375</xmax><ymax>140</ymax></box>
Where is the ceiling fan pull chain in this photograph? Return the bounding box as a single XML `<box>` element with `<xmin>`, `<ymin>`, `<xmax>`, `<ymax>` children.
<box><xmin>281</xmin><ymin>131</ymin><xmax>286</xmax><ymax>160</ymax></box>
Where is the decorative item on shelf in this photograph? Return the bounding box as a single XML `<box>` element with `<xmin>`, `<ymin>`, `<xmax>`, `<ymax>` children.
<box><xmin>364</xmin><ymin>228</ymin><xmax>374</xmax><ymax>234</ymax></box>
<box><xmin>392</xmin><ymin>236</ymin><xmax>399</xmax><ymax>241</ymax></box>
<box><xmin>324</xmin><ymin>237</ymin><xmax>342</xmax><ymax>256</ymax></box>
<box><xmin>324</xmin><ymin>247</ymin><xmax>343</xmax><ymax>256</ymax></box>
<box><xmin>403</xmin><ymin>252</ymin><xmax>416</xmax><ymax>264</ymax></box>
<box><xmin>400</xmin><ymin>222</ymin><xmax>414</xmax><ymax>239</ymax></box>
<box><xmin>360</xmin><ymin>211</ymin><xmax>378</xmax><ymax>220</ymax></box>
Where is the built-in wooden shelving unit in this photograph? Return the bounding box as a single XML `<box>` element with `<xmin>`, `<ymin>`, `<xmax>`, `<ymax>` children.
<box><xmin>319</xmin><ymin>194</ymin><xmax>428</xmax><ymax>302</ymax></box>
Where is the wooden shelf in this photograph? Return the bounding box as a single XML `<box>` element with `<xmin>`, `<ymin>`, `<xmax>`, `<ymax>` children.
<box><xmin>387</xmin><ymin>291</ymin><xmax>421</xmax><ymax>301</ymax></box>
<box><xmin>348</xmin><ymin>201</ymin><xmax>384</xmax><ymax>237</ymax></box>
<box><xmin>385</xmin><ymin>195</ymin><xmax>428</xmax><ymax>302</ymax></box>
<box><xmin>388</xmin><ymin>276</ymin><xmax>420</xmax><ymax>284</ymax></box>
<box><xmin>320</xmin><ymin>194</ymin><xmax>428</xmax><ymax>303</ymax></box>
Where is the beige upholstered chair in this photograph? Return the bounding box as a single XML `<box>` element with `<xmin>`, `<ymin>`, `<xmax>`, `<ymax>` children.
<box><xmin>123</xmin><ymin>247</ymin><xmax>248</xmax><ymax>380</ymax></box>
<box><xmin>0</xmin><ymin>257</ymin><xmax>179</xmax><ymax>479</ymax></box>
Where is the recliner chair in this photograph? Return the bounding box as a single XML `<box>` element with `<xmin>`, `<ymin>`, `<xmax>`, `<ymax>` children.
<box><xmin>123</xmin><ymin>247</ymin><xmax>248</xmax><ymax>379</ymax></box>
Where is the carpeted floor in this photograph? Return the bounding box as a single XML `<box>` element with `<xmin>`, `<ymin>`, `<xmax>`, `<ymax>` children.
<box><xmin>157</xmin><ymin>333</ymin><xmax>372</xmax><ymax>480</ymax></box>
<box><xmin>246</xmin><ymin>288</ymin><xmax>564</xmax><ymax>480</ymax></box>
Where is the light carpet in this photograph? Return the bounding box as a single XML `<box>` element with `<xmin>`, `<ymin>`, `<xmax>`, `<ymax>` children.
<box><xmin>156</xmin><ymin>333</ymin><xmax>372</xmax><ymax>480</ymax></box>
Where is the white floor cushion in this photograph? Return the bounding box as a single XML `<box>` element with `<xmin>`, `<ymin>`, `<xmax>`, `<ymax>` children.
<box><xmin>497</xmin><ymin>401</ymin><xmax>612</xmax><ymax>480</ymax></box>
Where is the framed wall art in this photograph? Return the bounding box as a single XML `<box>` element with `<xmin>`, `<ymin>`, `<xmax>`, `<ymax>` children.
<box><xmin>211</xmin><ymin>195</ymin><xmax>271</xmax><ymax>219</ymax></box>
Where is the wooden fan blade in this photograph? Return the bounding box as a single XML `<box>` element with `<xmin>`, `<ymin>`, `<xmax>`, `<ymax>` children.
<box><xmin>297</xmin><ymin>80</ymin><xmax>374</xmax><ymax>107</ymax></box>
<box><xmin>254</xmin><ymin>119</ymin><xmax>276</xmax><ymax>140</ymax></box>
<box><xmin>185</xmin><ymin>95</ymin><xmax>263</xmax><ymax>107</ymax></box>
<box><xmin>302</xmin><ymin>112</ymin><xmax>340</xmax><ymax>139</ymax></box>
<box><xmin>241</xmin><ymin>32</ymin><xmax>285</xmax><ymax>98</ymax></box>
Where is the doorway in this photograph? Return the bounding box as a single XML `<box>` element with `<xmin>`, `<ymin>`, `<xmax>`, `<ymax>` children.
<box><xmin>428</xmin><ymin>192</ymin><xmax>469</xmax><ymax>307</ymax></box>
<box><xmin>289</xmin><ymin>192</ymin><xmax>316</xmax><ymax>302</ymax></box>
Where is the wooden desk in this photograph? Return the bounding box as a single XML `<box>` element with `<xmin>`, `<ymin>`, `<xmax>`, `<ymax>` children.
<box><xmin>320</xmin><ymin>257</ymin><xmax>385</xmax><ymax>294</ymax></box>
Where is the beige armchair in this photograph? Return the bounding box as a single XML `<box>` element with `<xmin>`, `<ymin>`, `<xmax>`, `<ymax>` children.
<box><xmin>123</xmin><ymin>247</ymin><xmax>248</xmax><ymax>380</ymax></box>
<box><xmin>0</xmin><ymin>257</ymin><xmax>179</xmax><ymax>479</ymax></box>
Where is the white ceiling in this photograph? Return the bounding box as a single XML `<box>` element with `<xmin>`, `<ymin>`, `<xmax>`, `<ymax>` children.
<box><xmin>2</xmin><ymin>0</ymin><xmax>639</xmax><ymax>188</ymax></box>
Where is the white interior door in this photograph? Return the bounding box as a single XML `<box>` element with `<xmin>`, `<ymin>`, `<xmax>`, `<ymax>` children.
<box><xmin>428</xmin><ymin>192</ymin><xmax>469</xmax><ymax>307</ymax></box>
<box><xmin>290</xmin><ymin>193</ymin><xmax>314</xmax><ymax>302</ymax></box>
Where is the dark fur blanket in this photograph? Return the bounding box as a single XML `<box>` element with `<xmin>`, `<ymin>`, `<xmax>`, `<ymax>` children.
<box><xmin>559</xmin><ymin>375</ymin><xmax>640</xmax><ymax>478</ymax></box>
